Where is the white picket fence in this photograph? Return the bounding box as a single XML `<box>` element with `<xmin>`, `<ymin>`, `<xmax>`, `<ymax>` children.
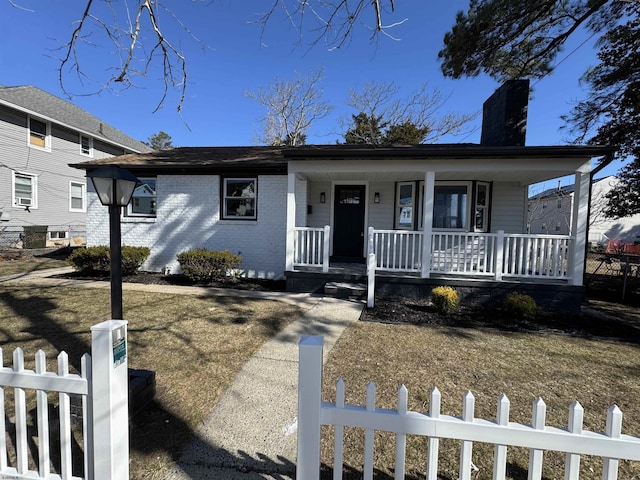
<box><xmin>0</xmin><ymin>320</ymin><xmax>129</xmax><ymax>480</ymax></box>
<box><xmin>297</xmin><ymin>336</ymin><xmax>640</xmax><ymax>480</ymax></box>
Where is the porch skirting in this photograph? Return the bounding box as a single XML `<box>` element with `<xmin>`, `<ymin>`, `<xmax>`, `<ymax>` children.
<box><xmin>285</xmin><ymin>270</ymin><xmax>584</xmax><ymax>313</ymax></box>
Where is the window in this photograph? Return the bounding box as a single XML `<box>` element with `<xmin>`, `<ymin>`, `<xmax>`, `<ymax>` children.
<box><xmin>70</xmin><ymin>182</ymin><xmax>86</xmax><ymax>212</ymax></box>
<box><xmin>29</xmin><ymin>116</ymin><xmax>49</xmax><ymax>150</ymax></box>
<box><xmin>126</xmin><ymin>178</ymin><xmax>156</xmax><ymax>217</ymax></box>
<box><xmin>395</xmin><ymin>182</ymin><xmax>415</xmax><ymax>229</ymax></box>
<box><xmin>80</xmin><ymin>135</ymin><xmax>93</xmax><ymax>156</ymax></box>
<box><xmin>222</xmin><ymin>178</ymin><xmax>256</xmax><ymax>219</ymax></box>
<box><xmin>434</xmin><ymin>185</ymin><xmax>468</xmax><ymax>229</ymax></box>
<box><xmin>49</xmin><ymin>231</ymin><xmax>68</xmax><ymax>240</ymax></box>
<box><xmin>474</xmin><ymin>182</ymin><xmax>490</xmax><ymax>232</ymax></box>
<box><xmin>12</xmin><ymin>172</ymin><xmax>37</xmax><ymax>208</ymax></box>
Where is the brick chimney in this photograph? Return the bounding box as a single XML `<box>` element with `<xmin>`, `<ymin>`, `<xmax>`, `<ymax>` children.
<box><xmin>480</xmin><ymin>79</ymin><xmax>530</xmax><ymax>146</ymax></box>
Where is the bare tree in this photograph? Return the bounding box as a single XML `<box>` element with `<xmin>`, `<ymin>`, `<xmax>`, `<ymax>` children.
<box><xmin>343</xmin><ymin>81</ymin><xmax>478</xmax><ymax>144</ymax></box>
<box><xmin>7</xmin><ymin>0</ymin><xmax>404</xmax><ymax>113</ymax></box>
<box><xmin>245</xmin><ymin>69</ymin><xmax>333</xmax><ymax>146</ymax></box>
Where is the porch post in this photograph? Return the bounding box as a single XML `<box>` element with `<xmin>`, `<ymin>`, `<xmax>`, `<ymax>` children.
<box><xmin>285</xmin><ymin>173</ymin><xmax>296</xmax><ymax>272</ymax></box>
<box><xmin>568</xmin><ymin>170</ymin><xmax>590</xmax><ymax>286</ymax></box>
<box><xmin>421</xmin><ymin>171</ymin><xmax>435</xmax><ymax>278</ymax></box>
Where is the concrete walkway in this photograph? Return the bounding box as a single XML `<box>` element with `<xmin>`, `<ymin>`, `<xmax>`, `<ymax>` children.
<box><xmin>1</xmin><ymin>267</ymin><xmax>364</xmax><ymax>479</ymax></box>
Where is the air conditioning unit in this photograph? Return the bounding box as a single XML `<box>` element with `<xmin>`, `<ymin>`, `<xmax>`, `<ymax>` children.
<box><xmin>18</xmin><ymin>198</ymin><xmax>31</xmax><ymax>206</ymax></box>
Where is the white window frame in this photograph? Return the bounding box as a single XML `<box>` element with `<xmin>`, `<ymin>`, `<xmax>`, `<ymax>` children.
<box><xmin>474</xmin><ymin>181</ymin><xmax>491</xmax><ymax>233</ymax></box>
<box><xmin>49</xmin><ymin>230</ymin><xmax>68</xmax><ymax>240</ymax></box>
<box><xmin>126</xmin><ymin>177</ymin><xmax>157</xmax><ymax>218</ymax></box>
<box><xmin>69</xmin><ymin>181</ymin><xmax>86</xmax><ymax>212</ymax></box>
<box><xmin>12</xmin><ymin>171</ymin><xmax>38</xmax><ymax>209</ymax></box>
<box><xmin>432</xmin><ymin>181</ymin><xmax>472</xmax><ymax>231</ymax></box>
<box><xmin>395</xmin><ymin>181</ymin><xmax>416</xmax><ymax>229</ymax></box>
<box><xmin>28</xmin><ymin>115</ymin><xmax>51</xmax><ymax>151</ymax></box>
<box><xmin>222</xmin><ymin>177</ymin><xmax>257</xmax><ymax>220</ymax></box>
<box><xmin>80</xmin><ymin>134</ymin><xmax>93</xmax><ymax>156</ymax></box>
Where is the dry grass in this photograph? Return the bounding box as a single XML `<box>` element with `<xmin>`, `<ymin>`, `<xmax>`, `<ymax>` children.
<box><xmin>0</xmin><ymin>284</ymin><xmax>304</xmax><ymax>479</ymax></box>
<box><xmin>321</xmin><ymin>321</ymin><xmax>640</xmax><ymax>480</ymax></box>
<box><xmin>0</xmin><ymin>253</ymin><xmax>70</xmax><ymax>277</ymax></box>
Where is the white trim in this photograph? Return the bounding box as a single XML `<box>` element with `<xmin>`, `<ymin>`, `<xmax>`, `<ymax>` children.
<box><xmin>0</xmin><ymin>98</ymin><xmax>146</xmax><ymax>153</ymax></box>
<box><xmin>27</xmin><ymin>115</ymin><xmax>51</xmax><ymax>152</ymax></box>
<box><xmin>69</xmin><ymin>181</ymin><xmax>87</xmax><ymax>212</ymax></box>
<box><xmin>11</xmin><ymin>171</ymin><xmax>38</xmax><ymax>209</ymax></box>
<box><xmin>330</xmin><ymin>180</ymin><xmax>369</xmax><ymax>258</ymax></box>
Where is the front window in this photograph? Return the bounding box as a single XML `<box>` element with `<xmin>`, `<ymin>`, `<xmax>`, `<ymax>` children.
<box><xmin>126</xmin><ymin>178</ymin><xmax>156</xmax><ymax>217</ymax></box>
<box><xmin>29</xmin><ymin>117</ymin><xmax>49</xmax><ymax>150</ymax></box>
<box><xmin>222</xmin><ymin>178</ymin><xmax>256</xmax><ymax>219</ymax></box>
<box><xmin>395</xmin><ymin>182</ymin><xmax>415</xmax><ymax>229</ymax></box>
<box><xmin>434</xmin><ymin>185</ymin><xmax>468</xmax><ymax>229</ymax></box>
<box><xmin>70</xmin><ymin>182</ymin><xmax>86</xmax><ymax>212</ymax></box>
<box><xmin>474</xmin><ymin>182</ymin><xmax>490</xmax><ymax>232</ymax></box>
<box><xmin>13</xmin><ymin>172</ymin><xmax>37</xmax><ymax>208</ymax></box>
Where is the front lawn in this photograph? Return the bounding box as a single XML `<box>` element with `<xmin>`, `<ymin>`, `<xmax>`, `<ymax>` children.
<box><xmin>0</xmin><ymin>284</ymin><xmax>304</xmax><ymax>479</ymax></box>
<box><xmin>321</xmin><ymin>320</ymin><xmax>640</xmax><ymax>480</ymax></box>
<box><xmin>0</xmin><ymin>251</ymin><xmax>70</xmax><ymax>276</ymax></box>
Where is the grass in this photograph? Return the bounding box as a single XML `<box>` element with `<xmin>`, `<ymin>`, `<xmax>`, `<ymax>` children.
<box><xmin>0</xmin><ymin>283</ymin><xmax>304</xmax><ymax>479</ymax></box>
<box><xmin>320</xmin><ymin>321</ymin><xmax>640</xmax><ymax>480</ymax></box>
<box><xmin>0</xmin><ymin>252</ymin><xmax>70</xmax><ymax>277</ymax></box>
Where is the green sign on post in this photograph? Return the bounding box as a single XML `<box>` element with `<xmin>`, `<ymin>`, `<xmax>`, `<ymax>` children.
<box><xmin>113</xmin><ymin>337</ymin><xmax>127</xmax><ymax>368</ymax></box>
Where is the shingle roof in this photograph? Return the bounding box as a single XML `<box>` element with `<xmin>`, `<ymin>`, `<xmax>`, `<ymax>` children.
<box><xmin>0</xmin><ymin>85</ymin><xmax>149</xmax><ymax>153</ymax></box>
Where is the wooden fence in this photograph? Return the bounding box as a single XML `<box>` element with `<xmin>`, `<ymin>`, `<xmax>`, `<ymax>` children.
<box><xmin>0</xmin><ymin>320</ymin><xmax>129</xmax><ymax>480</ymax></box>
<box><xmin>297</xmin><ymin>336</ymin><xmax>640</xmax><ymax>480</ymax></box>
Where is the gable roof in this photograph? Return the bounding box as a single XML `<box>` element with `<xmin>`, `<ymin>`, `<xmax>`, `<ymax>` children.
<box><xmin>529</xmin><ymin>176</ymin><xmax>615</xmax><ymax>200</ymax></box>
<box><xmin>0</xmin><ymin>85</ymin><xmax>149</xmax><ymax>153</ymax></box>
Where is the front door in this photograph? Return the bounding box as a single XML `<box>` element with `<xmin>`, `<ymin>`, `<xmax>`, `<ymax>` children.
<box><xmin>333</xmin><ymin>185</ymin><xmax>366</xmax><ymax>261</ymax></box>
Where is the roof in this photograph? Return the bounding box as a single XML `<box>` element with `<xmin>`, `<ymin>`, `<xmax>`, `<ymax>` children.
<box><xmin>0</xmin><ymin>85</ymin><xmax>150</xmax><ymax>153</ymax></box>
<box><xmin>70</xmin><ymin>143</ymin><xmax>616</xmax><ymax>174</ymax></box>
<box><xmin>529</xmin><ymin>175</ymin><xmax>616</xmax><ymax>200</ymax></box>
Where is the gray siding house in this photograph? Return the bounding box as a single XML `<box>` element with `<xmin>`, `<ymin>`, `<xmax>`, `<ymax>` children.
<box><xmin>73</xmin><ymin>82</ymin><xmax>615</xmax><ymax>311</ymax></box>
<box><xmin>0</xmin><ymin>85</ymin><xmax>148</xmax><ymax>248</ymax></box>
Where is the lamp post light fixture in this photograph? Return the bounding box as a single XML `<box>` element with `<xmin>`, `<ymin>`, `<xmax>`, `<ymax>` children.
<box><xmin>87</xmin><ymin>165</ymin><xmax>140</xmax><ymax>320</ymax></box>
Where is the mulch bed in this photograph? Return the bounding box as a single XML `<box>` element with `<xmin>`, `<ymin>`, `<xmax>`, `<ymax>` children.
<box><xmin>361</xmin><ymin>297</ymin><xmax>640</xmax><ymax>342</ymax></box>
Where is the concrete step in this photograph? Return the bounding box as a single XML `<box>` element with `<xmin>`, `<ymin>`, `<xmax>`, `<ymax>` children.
<box><xmin>324</xmin><ymin>281</ymin><xmax>366</xmax><ymax>298</ymax></box>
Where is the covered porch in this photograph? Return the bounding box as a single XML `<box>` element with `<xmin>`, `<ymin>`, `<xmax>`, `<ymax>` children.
<box><xmin>282</xmin><ymin>145</ymin><xmax>605</xmax><ymax>305</ymax></box>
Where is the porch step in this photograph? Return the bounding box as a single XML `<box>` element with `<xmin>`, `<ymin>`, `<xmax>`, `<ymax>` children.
<box><xmin>324</xmin><ymin>281</ymin><xmax>366</xmax><ymax>298</ymax></box>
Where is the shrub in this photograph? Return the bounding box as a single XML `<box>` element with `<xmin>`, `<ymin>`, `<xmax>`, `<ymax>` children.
<box><xmin>68</xmin><ymin>245</ymin><xmax>150</xmax><ymax>276</ymax></box>
<box><xmin>503</xmin><ymin>292</ymin><xmax>537</xmax><ymax>319</ymax></box>
<box><xmin>176</xmin><ymin>248</ymin><xmax>241</xmax><ymax>283</ymax></box>
<box><xmin>431</xmin><ymin>286</ymin><xmax>459</xmax><ymax>315</ymax></box>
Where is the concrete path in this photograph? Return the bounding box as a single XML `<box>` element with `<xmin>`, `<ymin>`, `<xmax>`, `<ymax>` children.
<box><xmin>1</xmin><ymin>267</ymin><xmax>364</xmax><ymax>479</ymax></box>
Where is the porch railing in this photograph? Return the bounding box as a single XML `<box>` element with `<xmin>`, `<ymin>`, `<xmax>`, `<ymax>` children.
<box><xmin>293</xmin><ymin>226</ymin><xmax>330</xmax><ymax>273</ymax></box>
<box><xmin>367</xmin><ymin>229</ymin><xmax>574</xmax><ymax>281</ymax></box>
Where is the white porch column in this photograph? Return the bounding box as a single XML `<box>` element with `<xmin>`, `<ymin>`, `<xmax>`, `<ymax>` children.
<box><xmin>285</xmin><ymin>172</ymin><xmax>296</xmax><ymax>272</ymax></box>
<box><xmin>569</xmin><ymin>170</ymin><xmax>590</xmax><ymax>286</ymax></box>
<box><xmin>421</xmin><ymin>171</ymin><xmax>435</xmax><ymax>278</ymax></box>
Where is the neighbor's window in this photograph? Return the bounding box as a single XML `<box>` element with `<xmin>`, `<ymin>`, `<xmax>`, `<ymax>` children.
<box><xmin>69</xmin><ymin>181</ymin><xmax>86</xmax><ymax>212</ymax></box>
<box><xmin>80</xmin><ymin>135</ymin><xmax>93</xmax><ymax>156</ymax></box>
<box><xmin>395</xmin><ymin>182</ymin><xmax>415</xmax><ymax>229</ymax></box>
<box><xmin>13</xmin><ymin>172</ymin><xmax>37</xmax><ymax>208</ymax></box>
<box><xmin>49</xmin><ymin>231</ymin><xmax>68</xmax><ymax>240</ymax></box>
<box><xmin>126</xmin><ymin>178</ymin><xmax>156</xmax><ymax>217</ymax></box>
<box><xmin>29</xmin><ymin>116</ymin><xmax>49</xmax><ymax>150</ymax></box>
<box><xmin>222</xmin><ymin>178</ymin><xmax>256</xmax><ymax>219</ymax></box>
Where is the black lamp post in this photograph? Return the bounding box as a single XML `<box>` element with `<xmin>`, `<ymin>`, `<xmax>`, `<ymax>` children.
<box><xmin>87</xmin><ymin>165</ymin><xmax>140</xmax><ymax>320</ymax></box>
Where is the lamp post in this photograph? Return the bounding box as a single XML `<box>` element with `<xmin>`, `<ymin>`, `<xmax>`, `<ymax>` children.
<box><xmin>88</xmin><ymin>165</ymin><xmax>140</xmax><ymax>320</ymax></box>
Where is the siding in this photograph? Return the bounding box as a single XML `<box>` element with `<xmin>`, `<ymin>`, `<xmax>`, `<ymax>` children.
<box><xmin>491</xmin><ymin>182</ymin><xmax>526</xmax><ymax>233</ymax></box>
<box><xmin>88</xmin><ymin>174</ymin><xmax>288</xmax><ymax>279</ymax></box>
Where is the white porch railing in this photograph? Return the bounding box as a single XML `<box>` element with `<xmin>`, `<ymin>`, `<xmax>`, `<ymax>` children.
<box><xmin>0</xmin><ymin>320</ymin><xmax>129</xmax><ymax>480</ymax></box>
<box><xmin>293</xmin><ymin>226</ymin><xmax>330</xmax><ymax>273</ymax></box>
<box><xmin>298</xmin><ymin>336</ymin><xmax>640</xmax><ymax>480</ymax></box>
<box><xmin>367</xmin><ymin>229</ymin><xmax>573</xmax><ymax>281</ymax></box>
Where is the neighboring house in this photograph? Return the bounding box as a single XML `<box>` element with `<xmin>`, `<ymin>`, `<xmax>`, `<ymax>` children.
<box><xmin>529</xmin><ymin>176</ymin><xmax>640</xmax><ymax>246</ymax></box>
<box><xmin>72</xmin><ymin>81</ymin><xmax>615</xmax><ymax>311</ymax></box>
<box><xmin>0</xmin><ymin>85</ymin><xmax>149</xmax><ymax>248</ymax></box>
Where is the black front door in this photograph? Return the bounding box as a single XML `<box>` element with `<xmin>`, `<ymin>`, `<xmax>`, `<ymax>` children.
<box><xmin>333</xmin><ymin>185</ymin><xmax>366</xmax><ymax>260</ymax></box>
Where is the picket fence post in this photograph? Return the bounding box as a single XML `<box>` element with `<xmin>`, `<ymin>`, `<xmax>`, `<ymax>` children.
<box><xmin>297</xmin><ymin>335</ymin><xmax>323</xmax><ymax>480</ymax></box>
<box><xmin>323</xmin><ymin>225</ymin><xmax>331</xmax><ymax>273</ymax></box>
<box><xmin>90</xmin><ymin>320</ymin><xmax>129</xmax><ymax>480</ymax></box>
<box><xmin>494</xmin><ymin>230</ymin><xmax>505</xmax><ymax>281</ymax></box>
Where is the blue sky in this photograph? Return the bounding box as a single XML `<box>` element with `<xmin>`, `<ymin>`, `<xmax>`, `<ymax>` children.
<box><xmin>0</xmin><ymin>1</ymin><xmax>624</xmax><ymax>183</ymax></box>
